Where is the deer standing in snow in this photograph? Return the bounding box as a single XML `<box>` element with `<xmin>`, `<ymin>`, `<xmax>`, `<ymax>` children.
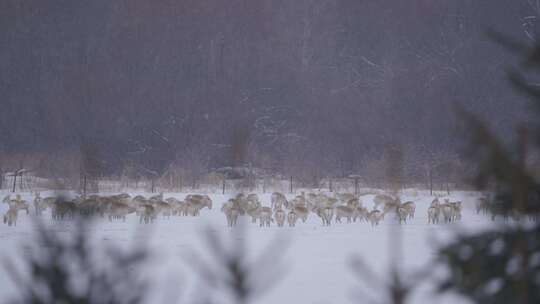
<box><xmin>316</xmin><ymin>207</ymin><xmax>334</xmax><ymax>226</ymax></box>
<box><xmin>428</xmin><ymin>206</ymin><xmax>440</xmax><ymax>224</ymax></box>
<box><xmin>401</xmin><ymin>201</ymin><xmax>416</xmax><ymax>219</ymax></box>
<box><xmin>3</xmin><ymin>207</ymin><xmax>18</xmax><ymax>226</ymax></box>
<box><xmin>271</xmin><ymin>192</ymin><xmax>287</xmax><ymax>211</ymax></box>
<box><xmin>287</xmin><ymin>210</ymin><xmax>298</xmax><ymax>227</ymax></box>
<box><xmin>259</xmin><ymin>207</ymin><xmax>273</xmax><ymax>227</ymax></box>
<box><xmin>335</xmin><ymin>205</ymin><xmax>355</xmax><ymax>223</ymax></box>
<box><xmin>367</xmin><ymin>210</ymin><xmax>382</xmax><ymax>226</ymax></box>
<box><xmin>274</xmin><ymin>209</ymin><xmax>286</xmax><ymax>227</ymax></box>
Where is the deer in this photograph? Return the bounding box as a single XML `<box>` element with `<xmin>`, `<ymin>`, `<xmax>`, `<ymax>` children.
<box><xmin>428</xmin><ymin>205</ymin><xmax>440</xmax><ymax>224</ymax></box>
<box><xmin>8</xmin><ymin>194</ymin><xmax>30</xmax><ymax>215</ymax></box>
<box><xmin>271</xmin><ymin>192</ymin><xmax>287</xmax><ymax>211</ymax></box>
<box><xmin>259</xmin><ymin>207</ymin><xmax>273</xmax><ymax>227</ymax></box>
<box><xmin>449</xmin><ymin>201</ymin><xmax>462</xmax><ymax>221</ymax></box>
<box><xmin>287</xmin><ymin>210</ymin><xmax>298</xmax><ymax>227</ymax></box>
<box><xmin>316</xmin><ymin>207</ymin><xmax>334</xmax><ymax>226</ymax></box>
<box><xmin>224</xmin><ymin>207</ymin><xmax>240</xmax><ymax>227</ymax></box>
<box><xmin>131</xmin><ymin>196</ymin><xmax>148</xmax><ymax>216</ymax></box>
<box><xmin>173</xmin><ymin>201</ymin><xmax>187</xmax><ymax>216</ymax></box>
<box><xmin>288</xmin><ymin>194</ymin><xmax>307</xmax><ymax>210</ymax></box>
<box><xmin>148</xmin><ymin>199</ymin><xmax>172</xmax><ymax>218</ymax></box>
<box><xmin>441</xmin><ymin>200</ymin><xmax>454</xmax><ymax>223</ymax></box>
<box><xmin>165</xmin><ymin>197</ymin><xmax>181</xmax><ymax>205</ymax></box>
<box><xmin>33</xmin><ymin>192</ymin><xmax>47</xmax><ymax>216</ymax></box>
<box><xmin>367</xmin><ymin>210</ymin><xmax>382</xmax><ymax>226</ymax></box>
<box><xmin>293</xmin><ymin>205</ymin><xmax>309</xmax><ymax>223</ymax></box>
<box><xmin>476</xmin><ymin>197</ymin><xmax>489</xmax><ymax>215</ymax></box>
<box><xmin>246</xmin><ymin>194</ymin><xmax>260</xmax><ymax>208</ymax></box>
<box><xmin>139</xmin><ymin>204</ymin><xmax>157</xmax><ymax>224</ymax></box>
<box><xmin>274</xmin><ymin>209</ymin><xmax>286</xmax><ymax>227</ymax></box>
<box><xmin>336</xmin><ymin>193</ymin><xmax>356</xmax><ymax>205</ymax></box>
<box><xmin>430</xmin><ymin>198</ymin><xmax>440</xmax><ymax>208</ymax></box>
<box><xmin>164</xmin><ymin>197</ymin><xmax>183</xmax><ymax>215</ymax></box>
<box><xmin>381</xmin><ymin>198</ymin><xmax>401</xmax><ymax>219</ymax></box>
<box><xmin>353</xmin><ymin>206</ymin><xmax>369</xmax><ymax>222</ymax></box>
<box><xmin>313</xmin><ymin>195</ymin><xmax>338</xmax><ymax>212</ymax></box>
<box><xmin>185</xmin><ymin>194</ymin><xmax>212</xmax><ymax>214</ymax></box>
<box><xmin>306</xmin><ymin>192</ymin><xmax>320</xmax><ymax>210</ymax></box>
<box><xmin>51</xmin><ymin>199</ymin><xmax>77</xmax><ymax>220</ymax></box>
<box><xmin>335</xmin><ymin>205</ymin><xmax>355</xmax><ymax>223</ymax></box>
<box><xmin>78</xmin><ymin>197</ymin><xmax>102</xmax><ymax>217</ymax></box>
<box><xmin>148</xmin><ymin>193</ymin><xmax>164</xmax><ymax>203</ymax></box>
<box><xmin>346</xmin><ymin>198</ymin><xmax>361</xmax><ymax>209</ymax></box>
<box><xmin>3</xmin><ymin>207</ymin><xmax>18</xmax><ymax>226</ymax></box>
<box><xmin>401</xmin><ymin>201</ymin><xmax>416</xmax><ymax>219</ymax></box>
<box><xmin>246</xmin><ymin>205</ymin><xmax>263</xmax><ymax>223</ymax></box>
<box><xmin>373</xmin><ymin>194</ymin><xmax>396</xmax><ymax>209</ymax></box>
<box><xmin>221</xmin><ymin>202</ymin><xmax>241</xmax><ymax>227</ymax></box>
<box><xmin>396</xmin><ymin>205</ymin><xmax>409</xmax><ymax>224</ymax></box>
<box><xmin>107</xmin><ymin>202</ymin><xmax>134</xmax><ymax>222</ymax></box>
<box><xmin>232</xmin><ymin>193</ymin><xmax>251</xmax><ymax>213</ymax></box>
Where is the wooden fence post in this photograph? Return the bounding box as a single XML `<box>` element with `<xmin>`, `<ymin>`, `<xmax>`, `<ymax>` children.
<box><xmin>290</xmin><ymin>176</ymin><xmax>293</xmax><ymax>194</ymax></box>
<box><xmin>222</xmin><ymin>178</ymin><xmax>226</xmax><ymax>194</ymax></box>
<box><xmin>12</xmin><ymin>172</ymin><xmax>17</xmax><ymax>193</ymax></box>
<box><xmin>429</xmin><ymin>170</ymin><xmax>433</xmax><ymax>196</ymax></box>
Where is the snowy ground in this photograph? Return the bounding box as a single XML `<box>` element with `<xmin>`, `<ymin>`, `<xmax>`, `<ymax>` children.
<box><xmin>0</xmin><ymin>189</ymin><xmax>493</xmax><ymax>304</ymax></box>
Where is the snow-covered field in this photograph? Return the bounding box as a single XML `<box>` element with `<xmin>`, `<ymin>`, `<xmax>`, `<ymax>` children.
<box><xmin>0</xmin><ymin>189</ymin><xmax>493</xmax><ymax>304</ymax></box>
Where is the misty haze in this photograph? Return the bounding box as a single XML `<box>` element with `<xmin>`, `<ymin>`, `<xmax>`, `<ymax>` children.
<box><xmin>1</xmin><ymin>1</ymin><xmax>540</xmax><ymax>304</ymax></box>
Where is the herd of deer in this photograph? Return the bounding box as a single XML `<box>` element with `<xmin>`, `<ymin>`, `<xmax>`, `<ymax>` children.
<box><xmin>1</xmin><ymin>192</ymin><xmax>212</xmax><ymax>226</ymax></box>
<box><xmin>427</xmin><ymin>198</ymin><xmax>462</xmax><ymax>224</ymax></box>
<box><xmin>220</xmin><ymin>192</ymin><xmax>427</xmax><ymax>227</ymax></box>
<box><xmin>2</xmin><ymin>191</ymin><xmax>465</xmax><ymax>227</ymax></box>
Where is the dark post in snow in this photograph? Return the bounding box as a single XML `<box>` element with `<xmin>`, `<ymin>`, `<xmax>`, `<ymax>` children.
<box><xmin>329</xmin><ymin>178</ymin><xmax>333</xmax><ymax>192</ymax></box>
<box><xmin>11</xmin><ymin>169</ymin><xmax>23</xmax><ymax>193</ymax></box>
<box><xmin>82</xmin><ymin>175</ymin><xmax>87</xmax><ymax>199</ymax></box>
<box><xmin>80</xmin><ymin>163</ymin><xmax>87</xmax><ymax>199</ymax></box>
<box><xmin>290</xmin><ymin>176</ymin><xmax>293</xmax><ymax>194</ymax></box>
<box><xmin>12</xmin><ymin>171</ymin><xmax>18</xmax><ymax>193</ymax></box>
<box><xmin>429</xmin><ymin>170</ymin><xmax>433</xmax><ymax>196</ymax></box>
<box><xmin>222</xmin><ymin>177</ymin><xmax>226</xmax><ymax>194</ymax></box>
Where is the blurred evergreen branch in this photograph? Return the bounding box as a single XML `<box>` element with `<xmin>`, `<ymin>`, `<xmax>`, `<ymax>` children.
<box><xmin>438</xmin><ymin>31</ymin><xmax>540</xmax><ymax>304</ymax></box>
<box><xmin>4</xmin><ymin>207</ymin><xmax>149</xmax><ymax>304</ymax></box>
<box><xmin>186</xmin><ymin>225</ymin><xmax>287</xmax><ymax>304</ymax></box>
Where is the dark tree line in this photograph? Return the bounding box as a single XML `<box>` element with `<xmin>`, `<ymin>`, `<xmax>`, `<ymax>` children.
<box><xmin>0</xmin><ymin>1</ymin><xmax>535</xmax><ymax>183</ymax></box>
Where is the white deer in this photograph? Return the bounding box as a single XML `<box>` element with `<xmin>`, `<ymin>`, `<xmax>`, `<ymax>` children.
<box><xmin>259</xmin><ymin>207</ymin><xmax>273</xmax><ymax>227</ymax></box>
<box><xmin>428</xmin><ymin>206</ymin><xmax>440</xmax><ymax>224</ymax></box>
<box><xmin>335</xmin><ymin>205</ymin><xmax>355</xmax><ymax>223</ymax></box>
<box><xmin>317</xmin><ymin>207</ymin><xmax>334</xmax><ymax>226</ymax></box>
<box><xmin>3</xmin><ymin>207</ymin><xmax>18</xmax><ymax>226</ymax></box>
<box><xmin>271</xmin><ymin>192</ymin><xmax>288</xmax><ymax>211</ymax></box>
<box><xmin>274</xmin><ymin>209</ymin><xmax>286</xmax><ymax>227</ymax></box>
<box><xmin>367</xmin><ymin>210</ymin><xmax>382</xmax><ymax>226</ymax></box>
<box><xmin>287</xmin><ymin>210</ymin><xmax>298</xmax><ymax>227</ymax></box>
